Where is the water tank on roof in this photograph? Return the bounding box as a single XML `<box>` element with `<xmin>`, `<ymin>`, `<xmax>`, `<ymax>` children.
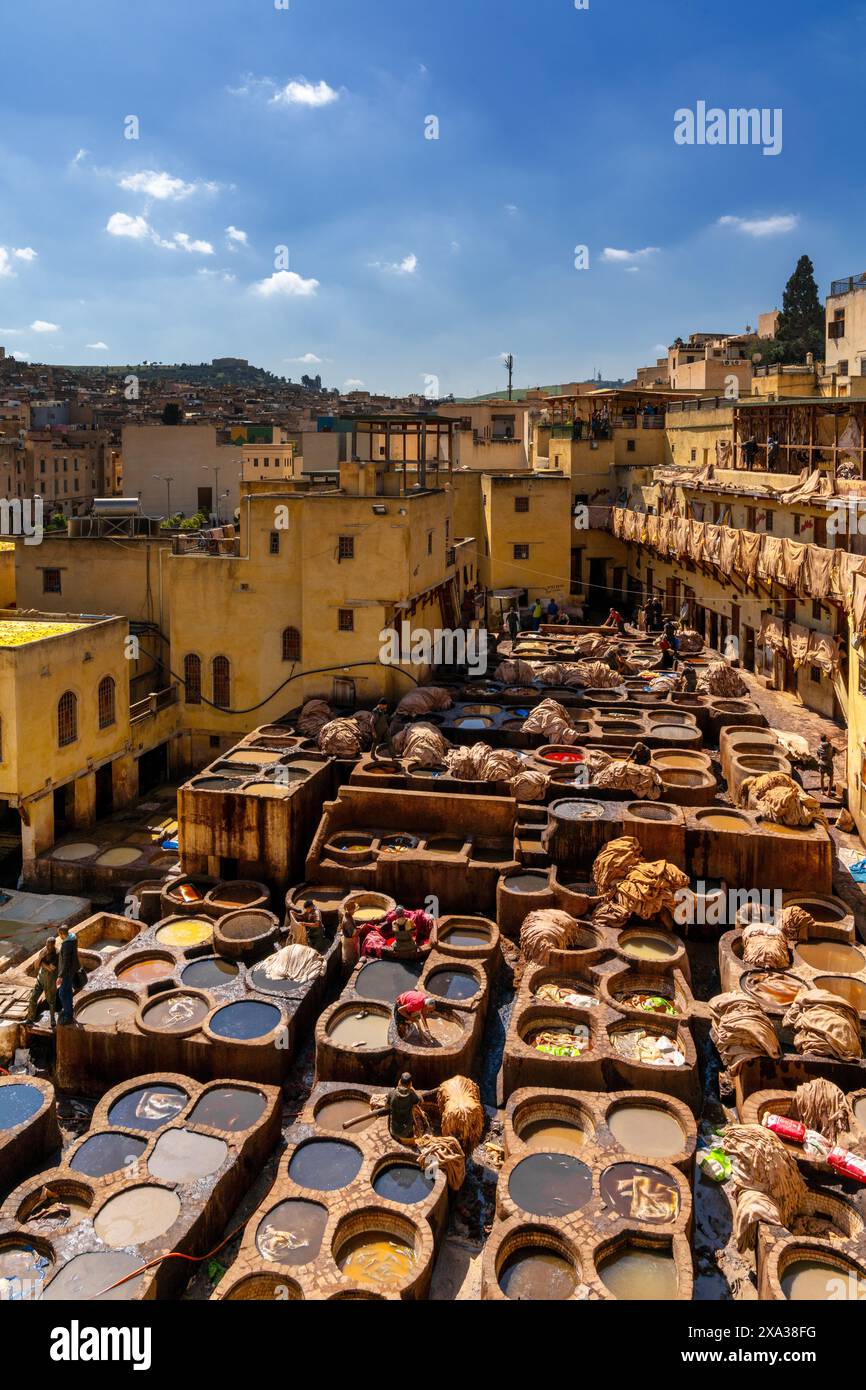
<box><xmin>92</xmin><ymin>497</ymin><xmax>141</xmax><ymax>517</ymax></box>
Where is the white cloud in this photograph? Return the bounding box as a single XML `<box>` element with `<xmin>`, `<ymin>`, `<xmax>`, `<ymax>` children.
<box><xmin>252</xmin><ymin>269</ymin><xmax>319</xmax><ymax>298</ymax></box>
<box><xmin>31</xmin><ymin>320</ymin><xmax>59</xmax><ymax>333</ymax></box>
<box><xmin>601</xmin><ymin>246</ymin><xmax>660</xmax><ymax>263</ymax></box>
<box><xmin>0</xmin><ymin>246</ymin><xmax>38</xmax><ymax>277</ymax></box>
<box><xmin>106</xmin><ymin>213</ymin><xmax>214</xmax><ymax>254</ymax></box>
<box><xmin>343</xmin><ymin>379</ymin><xmax>364</xmax><ymax>389</ymax></box>
<box><xmin>226</xmin><ymin>225</ymin><xmax>248</xmax><ymax>247</ymax></box>
<box><xmin>653</xmin><ymin>343</ymin><xmax>668</xmax><ymax>355</ymax></box>
<box><xmin>86</xmin><ymin>341</ymin><xmax>108</xmax><ymax>350</ymax></box>
<box><xmin>271</xmin><ymin>78</ymin><xmax>339</xmax><ymax>108</ymax></box>
<box><xmin>106</xmin><ymin>212</ymin><xmax>151</xmax><ymax>240</ymax></box>
<box><xmin>370</xmin><ymin>253</ymin><xmax>418</xmax><ymax>276</ymax></box>
<box><xmin>198</xmin><ymin>268</ymin><xmax>236</xmax><ymax>282</ymax></box>
<box><xmin>11</xmin><ymin>351</ymin><xmax>30</xmax><ymax>361</ymax></box>
<box><xmin>626</xmin><ymin>265</ymin><xmax>640</xmax><ymax>274</ymax></box>
<box><xmin>717</xmin><ymin>213</ymin><xmax>799</xmax><ymax>238</ymax></box>
<box><xmin>288</xmin><ymin>352</ymin><xmax>323</xmax><ymax>364</ymax></box>
<box><xmin>119</xmin><ymin>170</ymin><xmax>207</xmax><ymax>200</ymax></box>
<box><xmin>71</xmin><ymin>148</ymin><xmax>89</xmax><ymax>166</ymax></box>
<box><xmin>505</xmin><ymin>204</ymin><xmax>519</xmax><ymax>216</ymax></box>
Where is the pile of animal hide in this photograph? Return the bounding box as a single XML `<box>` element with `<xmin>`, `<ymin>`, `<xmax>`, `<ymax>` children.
<box><xmin>783</xmin><ymin>989</ymin><xmax>862</xmax><ymax>1061</ymax></box>
<box><xmin>699</xmin><ymin>662</ymin><xmax>748</xmax><ymax>697</ymax></box>
<box><xmin>259</xmin><ymin>942</ymin><xmax>325</xmax><ymax>984</ymax></box>
<box><xmin>393</xmin><ymin>721</ymin><xmax>450</xmax><ymax>767</ymax></box>
<box><xmin>394</xmin><ymin>686</ymin><xmax>453</xmax><ymax>717</ymax></box>
<box><xmin>592</xmin><ymin>836</ymin><xmax>644</xmax><ymax>893</ymax></box>
<box><xmin>508</xmin><ymin>766</ymin><xmax>550</xmax><ymax>801</ymax></box>
<box><xmin>592</xmin><ymin>759</ymin><xmax>662</xmax><ymax>799</ymax></box>
<box><xmin>444</xmin><ymin>743</ymin><xmax>524</xmax><ymax>781</ymax></box>
<box><xmin>297</xmin><ymin>698</ymin><xmax>333</xmax><ymax>738</ymax></box>
<box><xmin>589</xmin><ymin>836</ymin><xmax>689</xmax><ymax>930</ymax></box>
<box><xmin>676</xmin><ymin>628</ymin><xmax>703</xmax><ymax>654</ymax></box>
<box><xmin>494</xmin><ymin>658</ymin><xmax>537</xmax><ymax>685</ymax></box>
<box><xmin>317</xmin><ymin>710</ymin><xmax>374</xmax><ymax>757</ymax></box>
<box><xmin>738</xmin><ymin>771</ymin><xmax>824</xmax><ymax>828</ymax></box>
<box><xmin>520</xmin><ymin>909</ymin><xmax>587</xmax><ymax>964</ymax></box>
<box><xmin>520</xmin><ymin>698</ymin><xmax>581</xmax><ymax>744</ymax></box>
<box><xmin>742</xmin><ymin>921</ymin><xmax>790</xmax><ymax>969</ymax></box>
<box><xmin>794</xmin><ymin>1078</ymin><xmax>855</xmax><ymax>1145</ymax></box>
<box><xmin>709</xmin><ymin>991</ymin><xmax>782</xmax><ymax>1075</ymax></box>
<box><xmin>720</xmin><ymin>1122</ymin><xmax>806</xmax><ymax>1251</ymax></box>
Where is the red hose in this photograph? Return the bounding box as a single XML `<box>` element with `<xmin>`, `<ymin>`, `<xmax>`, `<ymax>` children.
<box><xmin>92</xmin><ymin>1221</ymin><xmax>248</xmax><ymax>1299</ymax></box>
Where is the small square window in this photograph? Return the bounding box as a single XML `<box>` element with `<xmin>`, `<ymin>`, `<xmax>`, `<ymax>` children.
<box><xmin>338</xmin><ymin>535</ymin><xmax>355</xmax><ymax>560</ymax></box>
<box><xmin>812</xmin><ymin>599</ymin><xmax>823</xmax><ymax>621</ymax></box>
<box><xmin>626</xmin><ymin>439</ymin><xmax>636</xmax><ymax>453</ymax></box>
<box><xmin>514</xmin><ymin>496</ymin><xmax>529</xmax><ymax>513</ymax></box>
<box><xmin>765</xmin><ymin>511</ymin><xmax>774</xmax><ymax>532</ymax></box>
<box><xmin>427</xmin><ymin>531</ymin><xmax>433</xmax><ymax>556</ymax></box>
<box><xmin>42</xmin><ymin>568</ymin><xmax>61</xmax><ymax>594</ymax></box>
<box><xmin>809</xmin><ymin>665</ymin><xmax>822</xmax><ymax>684</ymax></box>
<box><xmin>513</xmin><ymin>543</ymin><xmax>529</xmax><ymax>560</ymax></box>
<box><xmin>338</xmin><ymin>608</ymin><xmax>354</xmax><ymax>632</ymax></box>
<box><xmin>269</xmin><ymin>531</ymin><xmax>280</xmax><ymax>555</ymax></box>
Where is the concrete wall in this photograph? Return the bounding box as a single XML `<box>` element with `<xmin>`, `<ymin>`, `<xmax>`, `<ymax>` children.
<box><xmin>121</xmin><ymin>424</ymin><xmax>242</xmax><ymax>519</ymax></box>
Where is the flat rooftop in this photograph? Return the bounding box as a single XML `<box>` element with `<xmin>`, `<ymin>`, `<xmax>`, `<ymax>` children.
<box><xmin>0</xmin><ymin>618</ymin><xmax>85</xmax><ymax>646</ymax></box>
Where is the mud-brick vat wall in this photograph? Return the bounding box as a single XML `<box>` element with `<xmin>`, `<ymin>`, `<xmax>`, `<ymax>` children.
<box><xmin>178</xmin><ymin>744</ymin><xmax>334</xmax><ymax>890</ymax></box>
<box><xmin>306</xmin><ymin>786</ymin><xmax>519</xmax><ymax>916</ymax></box>
<box><xmin>0</xmin><ymin>1072</ymin><xmax>280</xmax><ymax>1301</ymax></box>
<box><xmin>49</xmin><ymin>911</ymin><xmax>340</xmax><ymax>1094</ymax></box>
<box><xmin>316</xmin><ymin>938</ymin><xmax>495</xmax><ymax>1089</ymax></box>
<box><xmin>0</xmin><ymin>1077</ymin><xmax>60</xmax><ymax>1194</ymax></box>
<box><xmin>213</xmin><ymin>1081</ymin><xmax>449</xmax><ymax>1301</ymax></box>
<box><xmin>718</xmin><ymin>893</ymin><xmax>861</xmax><ymax>1014</ymax></box>
<box><xmin>482</xmin><ymin>1087</ymin><xmax>696</xmax><ymax>1300</ymax></box>
<box><xmin>500</xmin><ymin>930</ymin><xmax>702</xmax><ymax>1111</ymax></box>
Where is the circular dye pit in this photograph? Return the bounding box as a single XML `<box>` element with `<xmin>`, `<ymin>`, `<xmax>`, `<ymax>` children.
<box><xmin>108</xmin><ymin>1084</ymin><xmax>188</xmax><ymax>1131</ymax></box>
<box><xmin>181</xmin><ymin>956</ymin><xmax>239</xmax><ymax>990</ymax></box>
<box><xmin>43</xmin><ymin>1251</ymin><xmax>144</xmax><ymax>1302</ymax></box>
<box><xmin>498</xmin><ymin>1247</ymin><xmax>577</xmax><ymax>1301</ymax></box>
<box><xmin>741</xmin><ymin>970</ymin><xmax>804</xmax><ymax>1008</ymax></box>
<box><xmin>525</xmin><ymin>1017</ymin><xmax>591</xmax><ymax>1058</ymax></box>
<box><xmin>0</xmin><ymin>1242</ymin><xmax>51</xmax><ymax>1291</ymax></box>
<box><xmin>93</xmin><ymin>1185</ymin><xmax>181</xmax><ymax>1248</ymax></box>
<box><xmin>618</xmin><ymin>932</ymin><xmax>679</xmax><ymax>964</ymax></box>
<box><xmin>796</xmin><ymin>941</ymin><xmax>865</xmax><ymax>974</ymax></box>
<box><xmin>453</xmin><ymin>717</ymin><xmax>493</xmax><ymax>729</ymax></box>
<box><xmin>461</xmin><ymin>704</ymin><xmax>503</xmax><ymax>716</ymax></box>
<box><xmin>315</xmin><ymin>1094</ymin><xmax>378</xmax><ymax>1133</ymax></box>
<box><xmin>534</xmin><ymin>979</ymin><xmax>596</xmax><ymax>1008</ymax></box>
<box><xmin>248</xmin><ymin>963</ymin><xmax>309</xmax><ymax>997</ymax></box>
<box><xmin>94</xmin><ymin>846</ymin><xmax>143</xmax><ymax>868</ymax></box>
<box><xmin>421</xmin><ymin>1013</ymin><xmax>464</xmax><ymax>1048</ymax></box>
<box><xmin>243</xmin><ymin>781</ymin><xmax>291</xmax><ymax>797</ymax></box>
<box><xmin>141</xmin><ymin>992</ymin><xmax>209</xmax><ymax>1034</ymax></box>
<box><xmin>503</xmin><ymin>872</ymin><xmax>549</xmax><ymax>894</ymax></box>
<box><xmin>189</xmin><ymin>1086</ymin><xmax>267</xmax><ymax>1132</ymax></box>
<box><xmin>600</xmin><ymin>1163</ymin><xmax>680</xmax><ymax>1222</ymax></box>
<box><xmin>217</xmin><ymin>910</ymin><xmax>276</xmax><ymax>944</ymax></box>
<box><xmin>815</xmin><ymin>975</ymin><xmax>866</xmax><ymax>1012</ymax></box>
<box><xmin>544</xmin><ymin>752</ymin><xmax>585</xmax><ymax>765</ymax></box>
<box><xmin>425</xmin><ymin>967</ymin><xmax>479</xmax><ymax>1001</ymax></box>
<box><xmin>52</xmin><ymin>842</ymin><xmax>98</xmax><ymax>861</ymax></box>
<box><xmin>155</xmin><ymin>919</ymin><xmax>212</xmax><ymax>948</ymax></box>
<box><xmin>627</xmin><ymin>803</ymin><xmax>676</xmax><ymax>821</ymax></box>
<box><xmin>552</xmin><ymin>800</ymin><xmax>603</xmax><ymax>820</ymax></box>
<box><xmin>373</xmin><ymin>1162</ymin><xmax>435</xmax><ymax>1205</ymax></box>
<box><xmin>355</xmin><ymin>959</ymin><xmax>422</xmax><ymax>1003</ymax></box>
<box><xmin>289</xmin><ymin>1140</ymin><xmax>363</xmax><ymax>1191</ymax></box>
<box><xmin>424</xmin><ymin>835</ymin><xmax>466</xmax><ymax>854</ymax></box>
<box><xmin>520</xmin><ymin>1116</ymin><xmax>590</xmax><ymax>1155</ymax></box>
<box><xmin>256</xmin><ymin>1200</ymin><xmax>328</xmax><ymax>1265</ymax></box>
<box><xmin>24</xmin><ymin>1190</ymin><xmax>91</xmax><ymax>1231</ymax></box>
<box><xmin>209</xmin><ymin>1000</ymin><xmax>281</xmax><ymax>1040</ymax></box>
<box><xmin>439</xmin><ymin>923</ymin><xmax>492</xmax><ymax>948</ymax></box>
<box><xmin>607</xmin><ymin>1105</ymin><xmax>684</xmax><ymax>1158</ymax></box>
<box><xmin>336</xmin><ymin>1232</ymin><xmax>416</xmax><ymax>1290</ymax></box>
<box><xmin>597</xmin><ymin>1244</ymin><xmax>679</xmax><ymax>1300</ymax></box>
<box><xmin>379</xmin><ymin>834</ymin><xmax>420</xmax><ymax>852</ymax></box>
<box><xmin>0</xmin><ymin>1082</ymin><xmax>44</xmax><ymax>1130</ymax></box>
<box><xmin>328</xmin><ymin>1008</ymin><xmax>391</xmax><ymax>1049</ymax></box>
<box><xmin>148</xmin><ymin>1128</ymin><xmax>228</xmax><ymax>1183</ymax></box>
<box><xmin>788</xmin><ymin>899</ymin><xmax>846</xmax><ymax>924</ymax></box>
<box><xmin>226</xmin><ymin>748</ymin><xmax>281</xmax><ymax>766</ymax></box>
<box><xmin>508</xmin><ymin>1152</ymin><xmax>592</xmax><ymax>1216</ymax></box>
<box><xmin>115</xmin><ymin>955</ymin><xmax>175</xmax><ymax>987</ymax></box>
<box><xmin>612</xmin><ymin>1026</ymin><xmax>684</xmax><ymax>1066</ymax></box>
<box><xmin>77</xmin><ymin>995</ymin><xmax>139</xmax><ymax>1025</ymax></box>
<box><xmin>191</xmin><ymin>776</ymin><xmax>245</xmax><ymax>791</ymax></box>
<box><xmin>781</xmin><ymin>1255</ymin><xmax>866</xmax><ymax>1301</ymax></box>
<box><xmin>696</xmin><ymin>811</ymin><xmax>750</xmax><ymax>832</ymax></box>
<box><xmin>71</xmin><ymin>1132</ymin><xmax>147</xmax><ymax>1177</ymax></box>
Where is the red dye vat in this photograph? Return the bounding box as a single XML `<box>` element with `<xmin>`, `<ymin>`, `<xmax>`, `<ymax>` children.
<box><xmin>546</xmin><ymin>752</ymin><xmax>584</xmax><ymax>764</ymax></box>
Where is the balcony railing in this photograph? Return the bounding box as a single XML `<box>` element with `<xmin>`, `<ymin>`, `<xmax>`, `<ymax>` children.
<box><xmin>830</xmin><ymin>274</ymin><xmax>866</xmax><ymax>298</ymax></box>
<box><xmin>130</xmin><ymin>685</ymin><xmax>179</xmax><ymax>722</ymax></box>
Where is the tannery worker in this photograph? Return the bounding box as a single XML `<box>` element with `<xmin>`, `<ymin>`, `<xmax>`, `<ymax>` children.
<box><xmin>386</xmin><ymin>1072</ymin><xmax>433</xmax><ymax>1141</ymax></box>
<box><xmin>816</xmin><ymin>734</ymin><xmax>837</xmax><ymax>795</ymax></box>
<box><xmin>628</xmin><ymin>741</ymin><xmax>652</xmax><ymax>766</ymax></box>
<box><xmin>299</xmin><ymin>899</ymin><xmax>329</xmax><ymax>953</ymax></box>
<box><xmin>26</xmin><ymin>939</ymin><xmax>59</xmax><ymax>1028</ymax></box>
<box><xmin>683</xmin><ymin>664</ymin><xmax>698</xmax><ymax>692</ymax></box>
<box><xmin>604</xmin><ymin>607</ymin><xmax>625</xmax><ymax>634</ymax></box>
<box><xmin>56</xmin><ymin>924</ymin><xmax>81</xmax><ymax>1026</ymax></box>
<box><xmin>506</xmin><ymin>605</ymin><xmax>520</xmax><ymax>642</ymax></box>
<box><xmin>384</xmin><ymin>905</ymin><xmax>435</xmax><ymax>955</ymax></box>
<box><xmin>371</xmin><ymin>700</ymin><xmax>398</xmax><ymax>762</ymax></box>
<box><xmin>340</xmin><ymin>901</ymin><xmax>360</xmax><ymax>976</ymax></box>
<box><xmin>393</xmin><ymin>990</ymin><xmax>443</xmax><ymax>1041</ymax></box>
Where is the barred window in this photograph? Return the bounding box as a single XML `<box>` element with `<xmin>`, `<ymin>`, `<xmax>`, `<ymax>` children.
<box><xmin>97</xmin><ymin>675</ymin><xmax>116</xmax><ymax>729</ymax></box>
<box><xmin>282</xmin><ymin>627</ymin><xmax>301</xmax><ymax>661</ymax></box>
<box><xmin>338</xmin><ymin>535</ymin><xmax>355</xmax><ymax>560</ymax></box>
<box><xmin>338</xmin><ymin>609</ymin><xmax>354</xmax><ymax>632</ymax></box>
<box><xmin>184</xmin><ymin>654</ymin><xmax>202</xmax><ymax>705</ymax></box>
<box><xmin>212</xmin><ymin>655</ymin><xmax>231</xmax><ymax>709</ymax></box>
<box><xmin>58</xmin><ymin>690</ymin><xmax>78</xmax><ymax>747</ymax></box>
<box><xmin>42</xmin><ymin>568</ymin><xmax>61</xmax><ymax>594</ymax></box>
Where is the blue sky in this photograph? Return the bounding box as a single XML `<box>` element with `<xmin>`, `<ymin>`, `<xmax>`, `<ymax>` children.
<box><xmin>0</xmin><ymin>0</ymin><xmax>862</xmax><ymax>395</ymax></box>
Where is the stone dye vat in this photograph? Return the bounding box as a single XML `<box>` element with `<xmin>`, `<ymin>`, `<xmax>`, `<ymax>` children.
<box><xmin>316</xmin><ymin>949</ymin><xmax>489</xmax><ymax>1089</ymax></box>
<box><xmin>501</xmin><ymin>945</ymin><xmax>700</xmax><ymax>1111</ymax></box>
<box><xmin>0</xmin><ymin>1073</ymin><xmax>280</xmax><ymax>1301</ymax></box>
<box><xmin>213</xmin><ymin>1081</ymin><xmax>449</xmax><ymax>1300</ymax></box>
<box><xmin>686</xmin><ymin>806</ymin><xmax>832</xmax><ymax>892</ymax></box>
<box><xmin>54</xmin><ymin>910</ymin><xmax>340</xmax><ymax>1093</ymax></box>
<box><xmin>481</xmin><ymin>1087</ymin><xmax>695</xmax><ymax>1300</ymax></box>
<box><xmin>0</xmin><ymin>1077</ymin><xmax>60</xmax><ymax>1194</ymax></box>
<box><xmin>178</xmin><ymin>738</ymin><xmax>335</xmax><ymax>889</ymax></box>
<box><xmin>306</xmin><ymin>785</ymin><xmax>519</xmax><ymax>917</ymax></box>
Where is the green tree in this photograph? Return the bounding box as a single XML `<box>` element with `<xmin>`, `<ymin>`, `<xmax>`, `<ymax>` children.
<box><xmin>773</xmin><ymin>255</ymin><xmax>824</xmax><ymax>363</ymax></box>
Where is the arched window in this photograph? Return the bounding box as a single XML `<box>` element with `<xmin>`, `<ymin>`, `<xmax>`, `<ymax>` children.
<box><xmin>58</xmin><ymin>690</ymin><xmax>78</xmax><ymax>747</ymax></box>
<box><xmin>97</xmin><ymin>675</ymin><xmax>116</xmax><ymax>729</ymax></box>
<box><xmin>282</xmin><ymin>627</ymin><xmax>301</xmax><ymax>662</ymax></box>
<box><xmin>212</xmin><ymin>655</ymin><xmax>231</xmax><ymax>710</ymax></box>
<box><xmin>184</xmin><ymin>653</ymin><xmax>202</xmax><ymax>705</ymax></box>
